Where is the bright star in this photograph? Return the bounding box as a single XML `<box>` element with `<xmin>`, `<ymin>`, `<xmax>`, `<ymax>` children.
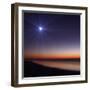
<box><xmin>39</xmin><ymin>27</ymin><xmax>43</xmax><ymax>31</ymax></box>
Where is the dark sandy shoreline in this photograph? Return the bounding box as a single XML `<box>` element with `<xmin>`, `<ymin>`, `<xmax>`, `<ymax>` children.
<box><xmin>24</xmin><ymin>58</ymin><xmax>80</xmax><ymax>77</ymax></box>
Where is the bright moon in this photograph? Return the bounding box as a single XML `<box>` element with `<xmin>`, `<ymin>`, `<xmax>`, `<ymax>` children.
<box><xmin>39</xmin><ymin>27</ymin><xmax>43</xmax><ymax>31</ymax></box>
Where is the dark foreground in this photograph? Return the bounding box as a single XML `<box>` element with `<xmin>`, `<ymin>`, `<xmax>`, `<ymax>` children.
<box><xmin>24</xmin><ymin>59</ymin><xmax>80</xmax><ymax>77</ymax></box>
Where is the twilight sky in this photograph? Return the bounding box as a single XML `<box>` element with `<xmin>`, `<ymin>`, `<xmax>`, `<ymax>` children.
<box><xmin>24</xmin><ymin>11</ymin><xmax>80</xmax><ymax>59</ymax></box>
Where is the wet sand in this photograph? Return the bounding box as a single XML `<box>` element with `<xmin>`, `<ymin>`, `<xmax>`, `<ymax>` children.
<box><xmin>24</xmin><ymin>58</ymin><xmax>80</xmax><ymax>77</ymax></box>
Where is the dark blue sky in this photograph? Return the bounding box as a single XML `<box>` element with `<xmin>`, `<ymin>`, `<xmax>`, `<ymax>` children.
<box><xmin>24</xmin><ymin>12</ymin><xmax>80</xmax><ymax>58</ymax></box>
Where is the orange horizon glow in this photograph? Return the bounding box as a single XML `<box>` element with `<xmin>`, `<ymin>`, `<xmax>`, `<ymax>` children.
<box><xmin>24</xmin><ymin>51</ymin><xmax>80</xmax><ymax>59</ymax></box>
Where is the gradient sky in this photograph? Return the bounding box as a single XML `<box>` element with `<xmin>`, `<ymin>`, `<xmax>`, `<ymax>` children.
<box><xmin>24</xmin><ymin>11</ymin><xmax>80</xmax><ymax>59</ymax></box>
